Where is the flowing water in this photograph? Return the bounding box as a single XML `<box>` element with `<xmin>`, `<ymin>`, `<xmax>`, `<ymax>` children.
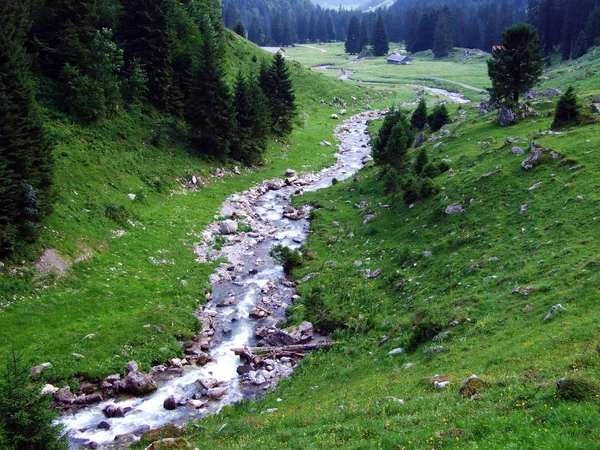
<box><xmin>59</xmin><ymin>110</ymin><xmax>383</xmax><ymax>449</ymax></box>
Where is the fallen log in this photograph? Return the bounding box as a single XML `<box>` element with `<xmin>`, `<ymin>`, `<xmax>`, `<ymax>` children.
<box><xmin>231</xmin><ymin>342</ymin><xmax>332</xmax><ymax>357</ymax></box>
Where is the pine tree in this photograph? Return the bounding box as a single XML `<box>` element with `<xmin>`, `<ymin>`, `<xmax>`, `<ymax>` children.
<box><xmin>372</xmin><ymin>15</ymin><xmax>389</xmax><ymax>57</ymax></box>
<box><xmin>433</xmin><ymin>6</ymin><xmax>454</xmax><ymax>58</ymax></box>
<box><xmin>231</xmin><ymin>72</ymin><xmax>270</xmax><ymax>165</ymax></box>
<box><xmin>345</xmin><ymin>15</ymin><xmax>361</xmax><ymax>54</ymax></box>
<box><xmin>551</xmin><ymin>86</ymin><xmax>580</xmax><ymax>129</ymax></box>
<box><xmin>248</xmin><ymin>18</ymin><xmax>262</xmax><ymax>45</ymax></box>
<box><xmin>414</xmin><ymin>148</ymin><xmax>429</xmax><ymax>174</ymax></box>
<box><xmin>372</xmin><ymin>107</ymin><xmax>403</xmax><ymax>166</ymax></box>
<box><xmin>0</xmin><ymin>352</ymin><xmax>68</xmax><ymax>449</ymax></box>
<box><xmin>427</xmin><ymin>104</ymin><xmax>450</xmax><ymax>131</ymax></box>
<box><xmin>411</xmin><ymin>98</ymin><xmax>428</xmax><ymax>130</ymax></box>
<box><xmin>186</xmin><ymin>16</ymin><xmax>234</xmax><ymax>158</ymax></box>
<box><xmin>487</xmin><ymin>23</ymin><xmax>544</xmax><ymax>106</ymax></box>
<box><xmin>120</xmin><ymin>0</ymin><xmax>173</xmax><ymax>110</ymax></box>
<box><xmin>234</xmin><ymin>21</ymin><xmax>245</xmax><ymax>37</ymax></box>
<box><xmin>261</xmin><ymin>53</ymin><xmax>296</xmax><ymax>135</ymax></box>
<box><xmin>383</xmin><ymin>115</ymin><xmax>414</xmax><ymax>170</ymax></box>
<box><xmin>0</xmin><ymin>3</ymin><xmax>54</xmax><ymax>256</ymax></box>
<box><xmin>359</xmin><ymin>15</ymin><xmax>370</xmax><ymax>52</ymax></box>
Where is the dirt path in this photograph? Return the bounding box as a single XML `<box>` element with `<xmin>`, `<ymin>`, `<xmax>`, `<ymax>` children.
<box><xmin>429</xmin><ymin>77</ymin><xmax>487</xmax><ymax>93</ymax></box>
<box><xmin>296</xmin><ymin>44</ymin><xmax>327</xmax><ymax>53</ymax></box>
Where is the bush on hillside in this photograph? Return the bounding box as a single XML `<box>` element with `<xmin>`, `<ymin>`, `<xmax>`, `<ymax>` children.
<box><xmin>428</xmin><ymin>104</ymin><xmax>450</xmax><ymax>131</ymax></box>
<box><xmin>551</xmin><ymin>86</ymin><xmax>580</xmax><ymax>129</ymax></box>
<box><xmin>270</xmin><ymin>244</ymin><xmax>303</xmax><ymax>274</ymax></box>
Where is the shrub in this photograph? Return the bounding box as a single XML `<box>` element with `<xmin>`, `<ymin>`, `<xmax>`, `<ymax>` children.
<box><xmin>411</xmin><ymin>98</ymin><xmax>428</xmax><ymax>130</ymax></box>
<box><xmin>270</xmin><ymin>244</ymin><xmax>303</xmax><ymax>274</ymax></box>
<box><xmin>414</xmin><ymin>148</ymin><xmax>429</xmax><ymax>174</ymax></box>
<box><xmin>551</xmin><ymin>86</ymin><xmax>580</xmax><ymax>129</ymax></box>
<box><xmin>103</xmin><ymin>203</ymin><xmax>133</xmax><ymax>226</ymax></box>
<box><xmin>438</xmin><ymin>161</ymin><xmax>451</xmax><ymax>173</ymax></box>
<box><xmin>0</xmin><ymin>353</ymin><xmax>68</xmax><ymax>450</ymax></box>
<box><xmin>422</xmin><ymin>163</ymin><xmax>439</xmax><ymax>178</ymax></box>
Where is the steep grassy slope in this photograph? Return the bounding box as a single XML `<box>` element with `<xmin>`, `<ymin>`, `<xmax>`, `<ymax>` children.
<box><xmin>173</xmin><ymin>52</ymin><xmax>600</xmax><ymax>449</ymax></box>
<box><xmin>0</xmin><ymin>33</ymin><xmax>376</xmax><ymax>380</ymax></box>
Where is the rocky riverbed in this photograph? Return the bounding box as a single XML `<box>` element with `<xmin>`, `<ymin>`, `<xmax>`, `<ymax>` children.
<box><xmin>56</xmin><ymin>109</ymin><xmax>384</xmax><ymax>449</ymax></box>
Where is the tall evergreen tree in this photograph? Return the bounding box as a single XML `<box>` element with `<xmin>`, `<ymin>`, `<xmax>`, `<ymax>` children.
<box><xmin>120</xmin><ymin>0</ymin><xmax>173</xmax><ymax>110</ymax></box>
<box><xmin>233</xmin><ymin>21</ymin><xmax>245</xmax><ymax>37</ymax></box>
<box><xmin>231</xmin><ymin>72</ymin><xmax>270</xmax><ymax>165</ymax></box>
<box><xmin>0</xmin><ymin>3</ymin><xmax>54</xmax><ymax>256</ymax></box>
<box><xmin>433</xmin><ymin>6</ymin><xmax>454</xmax><ymax>58</ymax></box>
<box><xmin>372</xmin><ymin>15</ymin><xmax>389</xmax><ymax>57</ymax></box>
<box><xmin>411</xmin><ymin>98</ymin><xmax>428</xmax><ymax>130</ymax></box>
<box><xmin>359</xmin><ymin>15</ymin><xmax>370</xmax><ymax>51</ymax></box>
<box><xmin>427</xmin><ymin>104</ymin><xmax>450</xmax><ymax>131</ymax></box>
<box><xmin>248</xmin><ymin>18</ymin><xmax>262</xmax><ymax>44</ymax></box>
<box><xmin>261</xmin><ymin>53</ymin><xmax>296</xmax><ymax>135</ymax></box>
<box><xmin>186</xmin><ymin>16</ymin><xmax>234</xmax><ymax>158</ymax></box>
<box><xmin>487</xmin><ymin>23</ymin><xmax>544</xmax><ymax>105</ymax></box>
<box><xmin>345</xmin><ymin>15</ymin><xmax>361</xmax><ymax>54</ymax></box>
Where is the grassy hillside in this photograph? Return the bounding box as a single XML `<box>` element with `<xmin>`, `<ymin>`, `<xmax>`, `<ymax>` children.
<box><xmin>0</xmin><ymin>33</ymin><xmax>376</xmax><ymax>380</ymax></box>
<box><xmin>164</xmin><ymin>51</ymin><xmax>600</xmax><ymax>449</ymax></box>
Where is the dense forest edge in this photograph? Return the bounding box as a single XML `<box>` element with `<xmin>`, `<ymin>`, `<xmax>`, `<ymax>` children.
<box><xmin>1</xmin><ymin>0</ymin><xmax>600</xmax><ymax>448</ymax></box>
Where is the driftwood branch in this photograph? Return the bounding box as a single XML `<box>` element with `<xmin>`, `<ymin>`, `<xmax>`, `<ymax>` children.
<box><xmin>231</xmin><ymin>342</ymin><xmax>332</xmax><ymax>358</ymax></box>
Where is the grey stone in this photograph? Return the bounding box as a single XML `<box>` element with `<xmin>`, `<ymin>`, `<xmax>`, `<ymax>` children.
<box><xmin>163</xmin><ymin>395</ymin><xmax>178</xmax><ymax>411</ymax></box>
<box><xmin>445</xmin><ymin>203</ymin><xmax>465</xmax><ymax>214</ymax></box>
<box><xmin>126</xmin><ymin>361</ymin><xmax>138</xmax><ymax>373</ymax></box>
<box><xmin>499</xmin><ymin>106</ymin><xmax>517</xmax><ymax>127</ymax></box>
<box><xmin>98</xmin><ymin>421</ymin><xmax>111</xmax><ymax>430</ymax></box>
<box><xmin>388</xmin><ymin>348</ymin><xmax>405</xmax><ymax>355</ymax></box>
<box><xmin>53</xmin><ymin>387</ymin><xmax>75</xmax><ymax>404</ymax></box>
<box><xmin>30</xmin><ymin>362</ymin><xmax>52</xmax><ymax>376</ymax></box>
<box><xmin>103</xmin><ymin>404</ymin><xmax>125</xmax><ymax>418</ymax></box>
<box><xmin>413</xmin><ymin>133</ymin><xmax>426</xmax><ymax>148</ymax></box>
<box><xmin>205</xmin><ymin>387</ymin><xmax>228</xmax><ymax>399</ymax></box>
<box><xmin>120</xmin><ymin>371</ymin><xmax>157</xmax><ymax>396</ymax></box>
<box><xmin>219</xmin><ymin>220</ymin><xmax>238</xmax><ymax>235</ymax></box>
<box><xmin>512</xmin><ymin>146</ymin><xmax>524</xmax><ymax>155</ymax></box>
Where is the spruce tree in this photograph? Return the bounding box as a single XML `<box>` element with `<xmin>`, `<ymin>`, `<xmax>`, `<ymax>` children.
<box><xmin>433</xmin><ymin>7</ymin><xmax>454</xmax><ymax>58</ymax></box>
<box><xmin>231</xmin><ymin>72</ymin><xmax>270</xmax><ymax>165</ymax></box>
<box><xmin>487</xmin><ymin>23</ymin><xmax>544</xmax><ymax>106</ymax></box>
<box><xmin>383</xmin><ymin>115</ymin><xmax>414</xmax><ymax>170</ymax></box>
<box><xmin>359</xmin><ymin>15</ymin><xmax>369</xmax><ymax>52</ymax></box>
<box><xmin>411</xmin><ymin>98</ymin><xmax>428</xmax><ymax>130</ymax></box>
<box><xmin>551</xmin><ymin>86</ymin><xmax>580</xmax><ymax>129</ymax></box>
<box><xmin>248</xmin><ymin>18</ymin><xmax>262</xmax><ymax>45</ymax></box>
<box><xmin>372</xmin><ymin>15</ymin><xmax>389</xmax><ymax>57</ymax></box>
<box><xmin>345</xmin><ymin>15</ymin><xmax>361</xmax><ymax>54</ymax></box>
<box><xmin>414</xmin><ymin>148</ymin><xmax>429</xmax><ymax>174</ymax></box>
<box><xmin>233</xmin><ymin>21</ymin><xmax>245</xmax><ymax>37</ymax></box>
<box><xmin>427</xmin><ymin>104</ymin><xmax>450</xmax><ymax>132</ymax></box>
<box><xmin>0</xmin><ymin>3</ymin><xmax>54</xmax><ymax>256</ymax></box>
<box><xmin>372</xmin><ymin>107</ymin><xmax>402</xmax><ymax>165</ymax></box>
<box><xmin>261</xmin><ymin>53</ymin><xmax>296</xmax><ymax>135</ymax></box>
<box><xmin>120</xmin><ymin>0</ymin><xmax>173</xmax><ymax>110</ymax></box>
<box><xmin>186</xmin><ymin>16</ymin><xmax>234</xmax><ymax>158</ymax></box>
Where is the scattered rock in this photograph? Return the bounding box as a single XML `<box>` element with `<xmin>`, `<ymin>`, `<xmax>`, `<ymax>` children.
<box><xmin>423</xmin><ymin>346</ymin><xmax>445</xmax><ymax>354</ymax></box>
<box><xmin>205</xmin><ymin>387</ymin><xmax>228</xmax><ymax>399</ymax></box>
<box><xmin>126</xmin><ymin>361</ymin><xmax>138</xmax><ymax>373</ymax></box>
<box><xmin>103</xmin><ymin>404</ymin><xmax>125</xmax><ymax>418</ymax></box>
<box><xmin>98</xmin><ymin>421</ymin><xmax>111</xmax><ymax>430</ymax></box>
<box><xmin>53</xmin><ymin>387</ymin><xmax>75</xmax><ymax>404</ymax></box>
<box><xmin>528</xmin><ymin>182</ymin><xmax>542</xmax><ymax>191</ymax></box>
<box><xmin>187</xmin><ymin>399</ymin><xmax>206</xmax><ymax>409</ymax></box>
<box><xmin>543</xmin><ymin>304</ymin><xmax>567</xmax><ymax>321</ymax></box>
<box><xmin>363</xmin><ymin>214</ymin><xmax>375</xmax><ymax>225</ymax></box>
<box><xmin>30</xmin><ymin>362</ymin><xmax>52</xmax><ymax>376</ymax></box>
<box><xmin>423</xmin><ymin>251</ymin><xmax>433</xmax><ymax>257</ymax></box>
<box><xmin>319</xmin><ymin>141</ymin><xmax>332</xmax><ymax>146</ymax></box>
<box><xmin>127</xmin><ymin>193</ymin><xmax>136</xmax><ymax>201</ymax></box>
<box><xmin>479</xmin><ymin>99</ymin><xmax>499</xmax><ymax>116</ymax></box>
<box><xmin>330</xmin><ymin>114</ymin><xmax>339</xmax><ymax>120</ymax></box>
<box><xmin>459</xmin><ymin>374</ymin><xmax>483</xmax><ymax>398</ymax></box>
<box><xmin>388</xmin><ymin>348</ymin><xmax>405</xmax><ymax>355</ymax></box>
<box><xmin>480</xmin><ymin>170</ymin><xmax>500</xmax><ymax>178</ymax></box>
<box><xmin>498</xmin><ymin>106</ymin><xmax>517</xmax><ymax>127</ymax></box>
<box><xmin>119</xmin><ymin>370</ymin><xmax>157</xmax><ymax>396</ymax></box>
<box><xmin>556</xmin><ymin>377</ymin><xmax>598</xmax><ymax>401</ymax></box>
<box><xmin>520</xmin><ymin>204</ymin><xmax>528</xmax><ymax>214</ymax></box>
<box><xmin>413</xmin><ymin>133</ymin><xmax>426</xmax><ymax>148</ymax></box>
<box><xmin>260</xmin><ymin>408</ymin><xmax>278</xmax><ymax>415</ymax></box>
<box><xmin>163</xmin><ymin>395</ymin><xmax>178</xmax><ymax>411</ymax></box>
<box><xmin>435</xmin><ymin>380</ymin><xmax>449</xmax><ymax>389</ymax></box>
<box><xmin>72</xmin><ymin>353</ymin><xmax>85</xmax><ymax>359</ymax></box>
<box><xmin>41</xmin><ymin>384</ymin><xmax>59</xmax><ymax>395</ymax></box>
<box><xmin>364</xmin><ymin>268</ymin><xmax>382</xmax><ymax>279</ymax></box>
<box><xmin>512</xmin><ymin>146</ymin><xmax>524</xmax><ymax>155</ymax></box>
<box><xmin>340</xmin><ymin>109</ymin><xmax>347</xmax><ymax>115</ymax></box>
<box><xmin>219</xmin><ymin>220</ymin><xmax>238</xmax><ymax>235</ymax></box>
<box><xmin>445</xmin><ymin>203</ymin><xmax>465</xmax><ymax>214</ymax></box>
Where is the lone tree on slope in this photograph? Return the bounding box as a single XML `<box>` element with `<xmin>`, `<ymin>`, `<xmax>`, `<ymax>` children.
<box><xmin>487</xmin><ymin>23</ymin><xmax>544</xmax><ymax>106</ymax></box>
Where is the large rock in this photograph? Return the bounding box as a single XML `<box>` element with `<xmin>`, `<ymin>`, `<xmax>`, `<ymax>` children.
<box><xmin>103</xmin><ymin>404</ymin><xmax>125</xmax><ymax>418</ymax></box>
<box><xmin>498</xmin><ymin>106</ymin><xmax>517</xmax><ymax>127</ymax></box>
<box><xmin>163</xmin><ymin>395</ymin><xmax>178</xmax><ymax>411</ymax></box>
<box><xmin>120</xmin><ymin>371</ymin><xmax>157</xmax><ymax>396</ymax></box>
<box><xmin>478</xmin><ymin>99</ymin><xmax>499</xmax><ymax>116</ymax></box>
<box><xmin>126</xmin><ymin>361</ymin><xmax>138</xmax><ymax>373</ymax></box>
<box><xmin>219</xmin><ymin>220</ymin><xmax>238</xmax><ymax>235</ymax></box>
<box><xmin>289</xmin><ymin>321</ymin><xmax>314</xmax><ymax>343</ymax></box>
<box><xmin>261</xmin><ymin>331</ymin><xmax>299</xmax><ymax>347</ymax></box>
<box><xmin>53</xmin><ymin>387</ymin><xmax>76</xmax><ymax>404</ymax></box>
<box><xmin>205</xmin><ymin>387</ymin><xmax>228</xmax><ymax>399</ymax></box>
<box><xmin>413</xmin><ymin>133</ymin><xmax>426</xmax><ymax>149</ymax></box>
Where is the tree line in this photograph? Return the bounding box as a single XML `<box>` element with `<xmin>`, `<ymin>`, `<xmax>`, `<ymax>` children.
<box><xmin>226</xmin><ymin>0</ymin><xmax>599</xmax><ymax>62</ymax></box>
<box><xmin>0</xmin><ymin>0</ymin><xmax>297</xmax><ymax>257</ymax></box>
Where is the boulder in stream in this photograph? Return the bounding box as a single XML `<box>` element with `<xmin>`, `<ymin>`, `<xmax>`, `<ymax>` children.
<box><xmin>119</xmin><ymin>370</ymin><xmax>157</xmax><ymax>396</ymax></box>
<box><xmin>219</xmin><ymin>220</ymin><xmax>238</xmax><ymax>235</ymax></box>
<box><xmin>163</xmin><ymin>395</ymin><xmax>179</xmax><ymax>411</ymax></box>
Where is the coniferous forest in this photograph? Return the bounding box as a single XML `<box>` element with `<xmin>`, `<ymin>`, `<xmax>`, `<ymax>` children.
<box><xmin>0</xmin><ymin>0</ymin><xmax>296</xmax><ymax>257</ymax></box>
<box><xmin>224</xmin><ymin>0</ymin><xmax>600</xmax><ymax>61</ymax></box>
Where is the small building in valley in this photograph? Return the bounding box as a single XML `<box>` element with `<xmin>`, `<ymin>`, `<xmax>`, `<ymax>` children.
<box><xmin>387</xmin><ymin>52</ymin><xmax>413</xmax><ymax>65</ymax></box>
<box><xmin>261</xmin><ymin>47</ymin><xmax>286</xmax><ymax>56</ymax></box>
